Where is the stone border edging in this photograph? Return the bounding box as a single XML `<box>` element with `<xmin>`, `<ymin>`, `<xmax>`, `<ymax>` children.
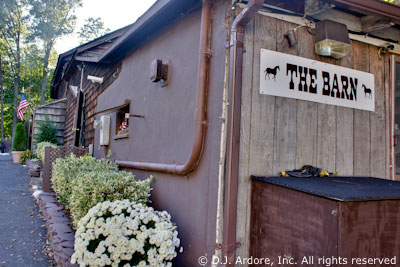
<box><xmin>34</xmin><ymin>191</ymin><xmax>77</xmax><ymax>267</ymax></box>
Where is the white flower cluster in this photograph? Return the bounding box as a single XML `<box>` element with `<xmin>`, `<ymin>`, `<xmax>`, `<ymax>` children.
<box><xmin>71</xmin><ymin>200</ymin><xmax>181</xmax><ymax>267</ymax></box>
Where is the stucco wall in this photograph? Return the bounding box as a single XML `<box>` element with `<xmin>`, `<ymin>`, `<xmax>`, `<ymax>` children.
<box><xmin>94</xmin><ymin>1</ymin><xmax>230</xmax><ymax>265</ymax></box>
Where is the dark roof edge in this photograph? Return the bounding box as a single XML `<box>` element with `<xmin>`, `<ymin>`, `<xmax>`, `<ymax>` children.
<box><xmin>97</xmin><ymin>0</ymin><xmax>172</xmax><ymax>62</ymax></box>
<box><xmin>50</xmin><ymin>49</ymin><xmax>77</xmax><ymax>99</ymax></box>
<box><xmin>50</xmin><ymin>25</ymin><xmax>131</xmax><ymax>98</ymax></box>
<box><xmin>329</xmin><ymin>0</ymin><xmax>400</xmax><ymax>20</ymax></box>
<box><xmin>98</xmin><ymin>0</ymin><xmax>200</xmax><ymax>63</ymax></box>
<box><xmin>51</xmin><ymin>0</ymin><xmax>200</xmax><ymax>98</ymax></box>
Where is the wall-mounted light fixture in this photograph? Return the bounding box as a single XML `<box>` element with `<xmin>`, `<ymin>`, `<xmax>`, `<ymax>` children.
<box><xmin>315</xmin><ymin>20</ymin><xmax>351</xmax><ymax>59</ymax></box>
<box><xmin>87</xmin><ymin>75</ymin><xmax>104</xmax><ymax>84</ymax></box>
<box><xmin>284</xmin><ymin>29</ymin><xmax>297</xmax><ymax>48</ymax></box>
<box><xmin>150</xmin><ymin>59</ymin><xmax>170</xmax><ymax>87</ymax></box>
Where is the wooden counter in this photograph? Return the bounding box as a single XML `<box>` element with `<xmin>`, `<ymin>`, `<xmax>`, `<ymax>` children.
<box><xmin>250</xmin><ymin>176</ymin><xmax>400</xmax><ymax>266</ymax></box>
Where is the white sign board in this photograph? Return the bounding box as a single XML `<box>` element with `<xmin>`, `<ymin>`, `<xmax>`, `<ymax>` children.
<box><xmin>260</xmin><ymin>49</ymin><xmax>375</xmax><ymax>111</ymax></box>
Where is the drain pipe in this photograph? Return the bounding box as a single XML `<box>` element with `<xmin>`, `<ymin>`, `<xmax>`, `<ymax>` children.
<box><xmin>116</xmin><ymin>0</ymin><xmax>212</xmax><ymax>175</ymax></box>
<box><xmin>223</xmin><ymin>0</ymin><xmax>263</xmax><ymax>265</ymax></box>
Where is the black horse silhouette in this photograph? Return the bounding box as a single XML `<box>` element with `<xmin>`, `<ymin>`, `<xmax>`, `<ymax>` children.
<box><xmin>265</xmin><ymin>65</ymin><xmax>280</xmax><ymax>81</ymax></box>
<box><xmin>362</xmin><ymin>84</ymin><xmax>372</xmax><ymax>98</ymax></box>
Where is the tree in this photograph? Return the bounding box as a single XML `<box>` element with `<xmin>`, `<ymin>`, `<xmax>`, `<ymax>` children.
<box><xmin>0</xmin><ymin>50</ymin><xmax>15</xmax><ymax>140</ymax></box>
<box><xmin>0</xmin><ymin>53</ymin><xmax>4</xmax><ymax>144</ymax></box>
<box><xmin>12</xmin><ymin>121</ymin><xmax>27</xmax><ymax>151</ymax></box>
<box><xmin>34</xmin><ymin>116</ymin><xmax>58</xmax><ymax>144</ymax></box>
<box><xmin>22</xmin><ymin>43</ymin><xmax>57</xmax><ymax>107</ymax></box>
<box><xmin>77</xmin><ymin>17</ymin><xmax>110</xmax><ymax>44</ymax></box>
<box><xmin>28</xmin><ymin>0</ymin><xmax>82</xmax><ymax>105</ymax></box>
<box><xmin>0</xmin><ymin>0</ymin><xmax>28</xmax><ymax>136</ymax></box>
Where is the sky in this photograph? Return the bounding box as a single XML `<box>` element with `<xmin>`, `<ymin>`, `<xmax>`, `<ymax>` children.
<box><xmin>55</xmin><ymin>0</ymin><xmax>157</xmax><ymax>54</ymax></box>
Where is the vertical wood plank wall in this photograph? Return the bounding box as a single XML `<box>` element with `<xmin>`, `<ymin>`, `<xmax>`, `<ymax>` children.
<box><xmin>236</xmin><ymin>14</ymin><xmax>390</xmax><ymax>262</ymax></box>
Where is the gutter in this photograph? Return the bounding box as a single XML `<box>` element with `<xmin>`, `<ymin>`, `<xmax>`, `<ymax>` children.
<box><xmin>115</xmin><ymin>0</ymin><xmax>212</xmax><ymax>175</ymax></box>
<box><xmin>223</xmin><ymin>0</ymin><xmax>264</xmax><ymax>265</ymax></box>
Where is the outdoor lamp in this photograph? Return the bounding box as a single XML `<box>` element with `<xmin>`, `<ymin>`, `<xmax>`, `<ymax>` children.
<box><xmin>315</xmin><ymin>20</ymin><xmax>351</xmax><ymax>59</ymax></box>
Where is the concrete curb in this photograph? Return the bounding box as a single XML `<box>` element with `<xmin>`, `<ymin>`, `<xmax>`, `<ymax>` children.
<box><xmin>33</xmin><ymin>191</ymin><xmax>77</xmax><ymax>267</ymax></box>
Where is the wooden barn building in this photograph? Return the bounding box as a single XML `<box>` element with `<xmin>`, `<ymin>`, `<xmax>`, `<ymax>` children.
<box><xmin>51</xmin><ymin>0</ymin><xmax>400</xmax><ymax>266</ymax></box>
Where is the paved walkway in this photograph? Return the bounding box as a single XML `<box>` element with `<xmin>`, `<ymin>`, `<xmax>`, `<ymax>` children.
<box><xmin>0</xmin><ymin>154</ymin><xmax>52</xmax><ymax>267</ymax></box>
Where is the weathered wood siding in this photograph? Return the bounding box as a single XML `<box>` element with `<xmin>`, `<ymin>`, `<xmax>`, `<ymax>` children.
<box><xmin>33</xmin><ymin>98</ymin><xmax>67</xmax><ymax>148</ymax></box>
<box><xmin>237</xmin><ymin>14</ymin><xmax>390</xmax><ymax>262</ymax></box>
<box><xmin>63</xmin><ymin>70</ymin><xmax>80</xmax><ymax>146</ymax></box>
<box><xmin>60</xmin><ymin>62</ymin><xmax>121</xmax><ymax>146</ymax></box>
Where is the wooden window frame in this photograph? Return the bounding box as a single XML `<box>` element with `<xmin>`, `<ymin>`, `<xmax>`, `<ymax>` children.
<box><xmin>114</xmin><ymin>103</ymin><xmax>130</xmax><ymax>140</ymax></box>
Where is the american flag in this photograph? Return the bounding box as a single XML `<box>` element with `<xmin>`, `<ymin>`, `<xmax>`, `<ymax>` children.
<box><xmin>17</xmin><ymin>93</ymin><xmax>29</xmax><ymax>121</ymax></box>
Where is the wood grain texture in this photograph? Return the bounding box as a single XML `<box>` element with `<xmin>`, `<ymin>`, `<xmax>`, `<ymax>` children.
<box><xmin>336</xmin><ymin>42</ymin><xmax>354</xmax><ymax>176</ymax></box>
<box><xmin>237</xmin><ymin>14</ymin><xmax>277</xmax><ymax>265</ymax></box>
<box><xmin>248</xmin><ymin>15</ymin><xmax>277</xmax><ymax>176</ymax></box>
<box><xmin>316</xmin><ymin>103</ymin><xmax>337</xmax><ymax>171</ymax></box>
<box><xmin>315</xmin><ymin>56</ymin><xmax>337</xmax><ymax>172</ymax></box>
<box><xmin>238</xmin><ymin>15</ymin><xmax>393</xmax><ymax>262</ymax></box>
<box><xmin>295</xmin><ymin>27</ymin><xmax>318</xmax><ymax>168</ymax></box>
<box><xmin>250</xmin><ymin>181</ymin><xmax>338</xmax><ymax>265</ymax></box>
<box><xmin>353</xmin><ymin>41</ymin><xmax>371</xmax><ymax>176</ymax></box>
<box><xmin>250</xmin><ymin>181</ymin><xmax>400</xmax><ymax>267</ymax></box>
<box><xmin>338</xmin><ymin>201</ymin><xmax>400</xmax><ymax>262</ymax></box>
<box><xmin>236</xmin><ymin>17</ymin><xmax>255</xmax><ymax>261</ymax></box>
<box><xmin>272</xmin><ymin>20</ymin><xmax>297</xmax><ymax>174</ymax></box>
<box><xmin>369</xmin><ymin>46</ymin><xmax>386</xmax><ymax>178</ymax></box>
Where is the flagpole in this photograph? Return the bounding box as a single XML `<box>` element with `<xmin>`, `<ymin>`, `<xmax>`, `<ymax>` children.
<box><xmin>20</xmin><ymin>87</ymin><xmax>34</xmax><ymax>149</ymax></box>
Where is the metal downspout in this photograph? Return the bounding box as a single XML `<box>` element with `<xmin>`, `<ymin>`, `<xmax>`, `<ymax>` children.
<box><xmin>115</xmin><ymin>0</ymin><xmax>212</xmax><ymax>175</ymax></box>
<box><xmin>223</xmin><ymin>0</ymin><xmax>263</xmax><ymax>265</ymax></box>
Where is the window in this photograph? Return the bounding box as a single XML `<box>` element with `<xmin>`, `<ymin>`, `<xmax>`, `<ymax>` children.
<box><xmin>114</xmin><ymin>103</ymin><xmax>130</xmax><ymax>139</ymax></box>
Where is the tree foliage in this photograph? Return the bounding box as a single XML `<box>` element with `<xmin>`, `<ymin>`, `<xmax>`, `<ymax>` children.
<box><xmin>34</xmin><ymin>116</ymin><xmax>58</xmax><ymax>144</ymax></box>
<box><xmin>0</xmin><ymin>0</ymin><xmax>29</xmax><ymax>135</ymax></box>
<box><xmin>12</xmin><ymin>122</ymin><xmax>27</xmax><ymax>151</ymax></box>
<box><xmin>77</xmin><ymin>17</ymin><xmax>110</xmax><ymax>44</ymax></box>
<box><xmin>28</xmin><ymin>0</ymin><xmax>82</xmax><ymax>105</ymax></box>
<box><xmin>0</xmin><ymin>0</ymin><xmax>76</xmax><ymax>140</ymax></box>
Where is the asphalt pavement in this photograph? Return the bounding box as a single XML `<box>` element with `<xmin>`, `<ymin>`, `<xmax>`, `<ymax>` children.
<box><xmin>0</xmin><ymin>154</ymin><xmax>52</xmax><ymax>267</ymax></box>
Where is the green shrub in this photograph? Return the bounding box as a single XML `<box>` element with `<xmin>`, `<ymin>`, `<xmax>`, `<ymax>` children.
<box><xmin>34</xmin><ymin>117</ymin><xmax>58</xmax><ymax>144</ymax></box>
<box><xmin>68</xmin><ymin>169</ymin><xmax>152</xmax><ymax>227</ymax></box>
<box><xmin>36</xmin><ymin>141</ymin><xmax>57</xmax><ymax>162</ymax></box>
<box><xmin>12</xmin><ymin>122</ymin><xmax>27</xmax><ymax>151</ymax></box>
<box><xmin>19</xmin><ymin>150</ymin><xmax>37</xmax><ymax>164</ymax></box>
<box><xmin>51</xmin><ymin>154</ymin><xmax>152</xmax><ymax>228</ymax></box>
<box><xmin>52</xmin><ymin>154</ymin><xmax>118</xmax><ymax>206</ymax></box>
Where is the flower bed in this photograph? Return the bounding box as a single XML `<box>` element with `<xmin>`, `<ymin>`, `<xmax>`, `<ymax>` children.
<box><xmin>71</xmin><ymin>200</ymin><xmax>180</xmax><ymax>267</ymax></box>
<box><xmin>47</xmin><ymin>154</ymin><xmax>181</xmax><ymax>266</ymax></box>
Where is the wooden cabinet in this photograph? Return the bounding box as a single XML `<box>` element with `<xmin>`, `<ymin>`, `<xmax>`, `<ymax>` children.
<box><xmin>250</xmin><ymin>176</ymin><xmax>400</xmax><ymax>266</ymax></box>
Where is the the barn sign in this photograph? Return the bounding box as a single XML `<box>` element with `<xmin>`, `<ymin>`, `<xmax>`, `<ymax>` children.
<box><xmin>260</xmin><ymin>49</ymin><xmax>375</xmax><ymax>111</ymax></box>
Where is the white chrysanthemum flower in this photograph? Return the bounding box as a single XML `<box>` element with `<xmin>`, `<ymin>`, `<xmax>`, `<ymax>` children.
<box><xmin>72</xmin><ymin>200</ymin><xmax>180</xmax><ymax>266</ymax></box>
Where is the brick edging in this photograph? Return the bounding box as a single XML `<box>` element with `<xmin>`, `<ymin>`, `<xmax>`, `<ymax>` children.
<box><xmin>35</xmin><ymin>192</ymin><xmax>77</xmax><ymax>267</ymax></box>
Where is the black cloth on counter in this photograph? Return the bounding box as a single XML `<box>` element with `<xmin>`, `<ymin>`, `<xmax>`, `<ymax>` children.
<box><xmin>251</xmin><ymin>176</ymin><xmax>400</xmax><ymax>201</ymax></box>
